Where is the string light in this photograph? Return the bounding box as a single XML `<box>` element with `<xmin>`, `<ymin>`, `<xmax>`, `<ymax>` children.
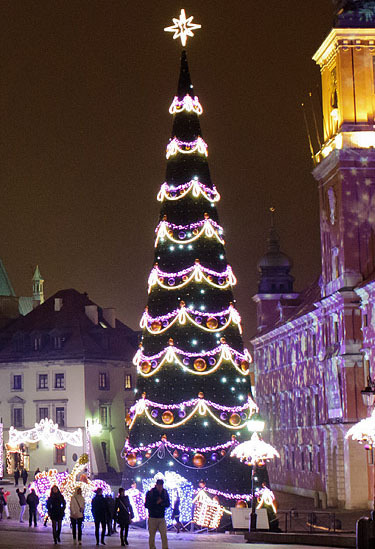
<box><xmin>125</xmin><ymin>486</ymin><xmax>147</xmax><ymax>522</ymax></box>
<box><xmin>166</xmin><ymin>137</ymin><xmax>208</xmax><ymax>159</ymax></box>
<box><xmin>123</xmin><ymin>436</ymin><xmax>238</xmax><ymax>457</ymax></box>
<box><xmin>155</xmin><ymin>218</ymin><xmax>224</xmax><ymax>247</ymax></box>
<box><xmin>164</xmin><ymin>8</ymin><xmax>201</xmax><ymax>47</ymax></box>
<box><xmin>230</xmin><ymin>433</ymin><xmax>280</xmax><ymax>465</ymax></box>
<box><xmin>193</xmin><ymin>489</ymin><xmax>224</xmax><ymax>529</ymax></box>
<box><xmin>9</xmin><ymin>418</ymin><xmax>82</xmax><ymax>447</ymax></box>
<box><xmin>169</xmin><ymin>95</ymin><xmax>203</xmax><ymax>115</ymax></box>
<box><xmin>157</xmin><ymin>179</ymin><xmax>220</xmax><ymax>202</ymax></box>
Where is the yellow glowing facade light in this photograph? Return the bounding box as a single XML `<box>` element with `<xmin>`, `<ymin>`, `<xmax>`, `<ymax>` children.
<box><xmin>318</xmin><ymin>131</ymin><xmax>375</xmax><ymax>162</ymax></box>
<box><xmin>86</xmin><ymin>418</ymin><xmax>102</xmax><ymax>437</ymax></box>
<box><xmin>164</xmin><ymin>9</ymin><xmax>201</xmax><ymax>47</ymax></box>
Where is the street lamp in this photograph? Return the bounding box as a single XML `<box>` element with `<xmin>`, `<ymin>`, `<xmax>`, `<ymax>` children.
<box><xmin>361</xmin><ymin>376</ymin><xmax>375</xmax><ymax>408</ymax></box>
<box><xmin>231</xmin><ymin>417</ymin><xmax>279</xmax><ymax>533</ymax></box>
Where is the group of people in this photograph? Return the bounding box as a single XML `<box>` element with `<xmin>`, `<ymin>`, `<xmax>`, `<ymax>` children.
<box><xmin>13</xmin><ymin>468</ymin><xmax>28</xmax><ymax>487</ymax></box>
<box><xmin>0</xmin><ymin>478</ymin><xmax>171</xmax><ymax>549</ymax></box>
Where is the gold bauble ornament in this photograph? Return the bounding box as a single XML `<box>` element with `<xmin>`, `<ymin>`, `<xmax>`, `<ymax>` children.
<box><xmin>127</xmin><ymin>453</ymin><xmax>137</xmax><ymax>467</ymax></box>
<box><xmin>141</xmin><ymin>361</ymin><xmax>152</xmax><ymax>374</ymax></box>
<box><xmin>194</xmin><ymin>358</ymin><xmax>207</xmax><ymax>372</ymax></box>
<box><xmin>198</xmin><ymin>391</ymin><xmax>204</xmax><ymax>399</ymax></box>
<box><xmin>193</xmin><ymin>228</ymin><xmax>199</xmax><ymax>235</ymax></box>
<box><xmin>162</xmin><ymin>411</ymin><xmax>174</xmax><ymax>425</ymax></box>
<box><xmin>125</xmin><ymin>413</ymin><xmax>132</xmax><ymax>426</ymax></box>
<box><xmin>235</xmin><ymin>500</ymin><xmax>247</xmax><ymax>508</ymax></box>
<box><xmin>229</xmin><ymin>413</ymin><xmax>241</xmax><ymax>427</ymax></box>
<box><xmin>240</xmin><ymin>360</ymin><xmax>249</xmax><ymax>373</ymax></box>
<box><xmin>151</xmin><ymin>320</ymin><xmax>162</xmax><ymax>332</ymax></box>
<box><xmin>206</xmin><ymin>317</ymin><xmax>218</xmax><ymax>330</ymax></box>
<box><xmin>193</xmin><ymin>453</ymin><xmax>206</xmax><ymax>468</ymax></box>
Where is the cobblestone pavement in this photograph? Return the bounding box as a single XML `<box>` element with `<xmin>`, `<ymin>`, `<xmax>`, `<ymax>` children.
<box><xmin>0</xmin><ymin>520</ymin><xmax>347</xmax><ymax>549</ymax></box>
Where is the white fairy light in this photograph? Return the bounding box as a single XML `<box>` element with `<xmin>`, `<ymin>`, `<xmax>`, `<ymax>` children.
<box><xmin>164</xmin><ymin>9</ymin><xmax>201</xmax><ymax>47</ymax></box>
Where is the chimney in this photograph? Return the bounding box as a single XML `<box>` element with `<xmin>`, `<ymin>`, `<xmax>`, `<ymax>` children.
<box><xmin>54</xmin><ymin>298</ymin><xmax>63</xmax><ymax>312</ymax></box>
<box><xmin>85</xmin><ymin>304</ymin><xmax>98</xmax><ymax>325</ymax></box>
<box><xmin>103</xmin><ymin>308</ymin><xmax>116</xmax><ymax>328</ymax></box>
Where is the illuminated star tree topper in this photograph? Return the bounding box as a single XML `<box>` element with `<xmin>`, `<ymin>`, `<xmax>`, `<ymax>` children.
<box><xmin>164</xmin><ymin>9</ymin><xmax>201</xmax><ymax>47</ymax></box>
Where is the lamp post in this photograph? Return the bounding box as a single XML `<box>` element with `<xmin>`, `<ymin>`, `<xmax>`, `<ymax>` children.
<box><xmin>231</xmin><ymin>416</ymin><xmax>279</xmax><ymax>532</ymax></box>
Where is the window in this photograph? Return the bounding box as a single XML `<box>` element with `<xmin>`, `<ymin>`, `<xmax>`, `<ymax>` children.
<box><xmin>55</xmin><ymin>445</ymin><xmax>66</xmax><ymax>465</ymax></box>
<box><xmin>12</xmin><ymin>375</ymin><xmax>22</xmax><ymax>391</ymax></box>
<box><xmin>334</xmin><ymin>321</ymin><xmax>339</xmax><ymax>343</ymax></box>
<box><xmin>99</xmin><ymin>405</ymin><xmax>109</xmax><ymax>427</ymax></box>
<box><xmin>56</xmin><ymin>407</ymin><xmax>65</xmax><ymax>427</ymax></box>
<box><xmin>309</xmin><ymin>451</ymin><xmax>313</xmax><ymax>472</ymax></box>
<box><xmin>314</xmin><ymin>394</ymin><xmax>320</xmax><ymax>425</ymax></box>
<box><xmin>39</xmin><ymin>407</ymin><xmax>49</xmax><ymax>421</ymax></box>
<box><xmin>292</xmin><ymin>450</ymin><xmax>295</xmax><ymax>470</ymax></box>
<box><xmin>301</xmin><ymin>450</ymin><xmax>305</xmax><ymax>471</ymax></box>
<box><xmin>13</xmin><ymin>408</ymin><xmax>23</xmax><ymax>427</ymax></box>
<box><xmin>99</xmin><ymin>372</ymin><xmax>109</xmax><ymax>390</ymax></box>
<box><xmin>54</xmin><ymin>373</ymin><xmax>65</xmax><ymax>389</ymax></box>
<box><xmin>53</xmin><ymin>336</ymin><xmax>64</xmax><ymax>350</ymax></box>
<box><xmin>124</xmin><ymin>374</ymin><xmax>132</xmax><ymax>390</ymax></box>
<box><xmin>33</xmin><ymin>336</ymin><xmax>42</xmax><ymax>351</ymax></box>
<box><xmin>38</xmin><ymin>374</ymin><xmax>48</xmax><ymax>390</ymax></box>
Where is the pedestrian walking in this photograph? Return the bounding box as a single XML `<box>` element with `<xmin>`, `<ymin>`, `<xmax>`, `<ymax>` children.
<box><xmin>70</xmin><ymin>486</ymin><xmax>85</xmax><ymax>545</ymax></box>
<box><xmin>0</xmin><ymin>489</ymin><xmax>5</xmax><ymax>520</ymax></box>
<box><xmin>26</xmin><ymin>488</ymin><xmax>39</xmax><ymax>527</ymax></box>
<box><xmin>14</xmin><ymin>468</ymin><xmax>20</xmax><ymax>486</ymax></box>
<box><xmin>16</xmin><ymin>488</ymin><xmax>27</xmax><ymax>522</ymax></box>
<box><xmin>114</xmin><ymin>488</ymin><xmax>134</xmax><ymax>546</ymax></box>
<box><xmin>105</xmin><ymin>494</ymin><xmax>115</xmax><ymax>536</ymax></box>
<box><xmin>34</xmin><ymin>468</ymin><xmax>40</xmax><ymax>478</ymax></box>
<box><xmin>21</xmin><ymin>468</ymin><xmax>28</xmax><ymax>486</ymax></box>
<box><xmin>0</xmin><ymin>488</ymin><xmax>11</xmax><ymax>519</ymax></box>
<box><xmin>91</xmin><ymin>487</ymin><xmax>108</xmax><ymax>546</ymax></box>
<box><xmin>172</xmin><ymin>495</ymin><xmax>181</xmax><ymax>533</ymax></box>
<box><xmin>145</xmin><ymin>479</ymin><xmax>170</xmax><ymax>549</ymax></box>
<box><xmin>47</xmin><ymin>485</ymin><xmax>66</xmax><ymax>544</ymax></box>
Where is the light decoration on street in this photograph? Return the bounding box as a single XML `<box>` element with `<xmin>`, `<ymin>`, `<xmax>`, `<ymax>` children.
<box><xmin>140</xmin><ymin>303</ymin><xmax>242</xmax><ymax>335</ymax></box>
<box><xmin>256</xmin><ymin>486</ymin><xmax>277</xmax><ymax>514</ymax></box>
<box><xmin>169</xmin><ymin>95</ymin><xmax>203</xmax><ymax>115</ymax></box>
<box><xmin>142</xmin><ymin>471</ymin><xmax>194</xmax><ymax>526</ymax></box>
<box><xmin>230</xmin><ymin>432</ymin><xmax>280</xmax><ymax>465</ymax></box>
<box><xmin>193</xmin><ymin>489</ymin><xmax>224</xmax><ymax>528</ymax></box>
<box><xmin>127</xmin><ymin>394</ymin><xmax>257</xmax><ymax>431</ymax></box>
<box><xmin>31</xmin><ymin>454</ymin><xmax>111</xmax><ymax>523</ymax></box>
<box><xmin>155</xmin><ymin>217</ymin><xmax>225</xmax><ymax>247</ymax></box>
<box><xmin>126</xmin><ymin>485</ymin><xmax>147</xmax><ymax>522</ymax></box>
<box><xmin>157</xmin><ymin>179</ymin><xmax>220</xmax><ymax>202</ymax></box>
<box><xmin>148</xmin><ymin>260</ymin><xmax>236</xmax><ymax>293</ymax></box>
<box><xmin>133</xmin><ymin>340</ymin><xmax>251</xmax><ymax>377</ymax></box>
<box><xmin>346</xmin><ymin>408</ymin><xmax>375</xmax><ymax>447</ymax></box>
<box><xmin>0</xmin><ymin>423</ymin><xmax>3</xmax><ymax>478</ymax></box>
<box><xmin>164</xmin><ymin>9</ymin><xmax>201</xmax><ymax>47</ymax></box>
<box><xmin>9</xmin><ymin>418</ymin><xmax>82</xmax><ymax>447</ymax></box>
<box><xmin>166</xmin><ymin>137</ymin><xmax>208</xmax><ymax>159</ymax></box>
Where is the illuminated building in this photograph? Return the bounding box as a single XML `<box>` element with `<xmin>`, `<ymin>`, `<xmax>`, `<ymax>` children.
<box><xmin>0</xmin><ymin>288</ymin><xmax>137</xmax><ymax>476</ymax></box>
<box><xmin>251</xmin><ymin>1</ymin><xmax>375</xmax><ymax>509</ymax></box>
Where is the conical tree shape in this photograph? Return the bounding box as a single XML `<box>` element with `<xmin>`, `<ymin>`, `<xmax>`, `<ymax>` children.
<box><xmin>124</xmin><ymin>51</ymin><xmax>255</xmax><ymax>494</ymax></box>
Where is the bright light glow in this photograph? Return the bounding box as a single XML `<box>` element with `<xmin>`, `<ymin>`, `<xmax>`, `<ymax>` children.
<box><xmin>164</xmin><ymin>9</ymin><xmax>201</xmax><ymax>47</ymax></box>
<box><xmin>9</xmin><ymin>418</ymin><xmax>82</xmax><ymax>447</ymax></box>
<box><xmin>157</xmin><ymin>180</ymin><xmax>220</xmax><ymax>202</ymax></box>
<box><xmin>123</xmin><ymin>435</ymin><xmax>238</xmax><ymax>457</ymax></box>
<box><xmin>193</xmin><ymin>489</ymin><xmax>224</xmax><ymax>529</ymax></box>
<box><xmin>346</xmin><ymin>408</ymin><xmax>375</xmax><ymax>447</ymax></box>
<box><xmin>126</xmin><ymin>486</ymin><xmax>147</xmax><ymax>522</ymax></box>
<box><xmin>166</xmin><ymin>137</ymin><xmax>208</xmax><ymax>159</ymax></box>
<box><xmin>169</xmin><ymin>95</ymin><xmax>203</xmax><ymax>115</ymax></box>
<box><xmin>155</xmin><ymin>218</ymin><xmax>225</xmax><ymax>247</ymax></box>
<box><xmin>86</xmin><ymin>418</ymin><xmax>102</xmax><ymax>437</ymax></box>
<box><xmin>231</xmin><ymin>433</ymin><xmax>280</xmax><ymax>466</ymax></box>
<box><xmin>257</xmin><ymin>486</ymin><xmax>277</xmax><ymax>514</ymax></box>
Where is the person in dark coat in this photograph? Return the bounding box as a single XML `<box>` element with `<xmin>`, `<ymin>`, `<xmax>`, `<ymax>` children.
<box><xmin>0</xmin><ymin>490</ymin><xmax>5</xmax><ymax>520</ymax></box>
<box><xmin>105</xmin><ymin>494</ymin><xmax>115</xmax><ymax>536</ymax></box>
<box><xmin>26</xmin><ymin>488</ymin><xmax>39</xmax><ymax>527</ymax></box>
<box><xmin>21</xmin><ymin>468</ymin><xmax>28</xmax><ymax>487</ymax></box>
<box><xmin>14</xmin><ymin>468</ymin><xmax>20</xmax><ymax>486</ymax></box>
<box><xmin>16</xmin><ymin>488</ymin><xmax>27</xmax><ymax>522</ymax></box>
<box><xmin>91</xmin><ymin>487</ymin><xmax>108</xmax><ymax>546</ymax></box>
<box><xmin>114</xmin><ymin>488</ymin><xmax>134</xmax><ymax>546</ymax></box>
<box><xmin>47</xmin><ymin>485</ymin><xmax>66</xmax><ymax>544</ymax></box>
<box><xmin>145</xmin><ymin>479</ymin><xmax>170</xmax><ymax>549</ymax></box>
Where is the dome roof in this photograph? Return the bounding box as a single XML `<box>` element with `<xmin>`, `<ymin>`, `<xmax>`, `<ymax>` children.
<box><xmin>258</xmin><ymin>250</ymin><xmax>292</xmax><ymax>269</ymax></box>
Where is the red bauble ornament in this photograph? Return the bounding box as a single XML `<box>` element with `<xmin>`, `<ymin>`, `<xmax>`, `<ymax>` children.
<box><xmin>127</xmin><ymin>453</ymin><xmax>137</xmax><ymax>467</ymax></box>
<box><xmin>173</xmin><ymin>450</ymin><xmax>179</xmax><ymax>458</ymax></box>
<box><xmin>193</xmin><ymin>453</ymin><xmax>206</xmax><ymax>468</ymax></box>
<box><xmin>235</xmin><ymin>500</ymin><xmax>247</xmax><ymax>508</ymax></box>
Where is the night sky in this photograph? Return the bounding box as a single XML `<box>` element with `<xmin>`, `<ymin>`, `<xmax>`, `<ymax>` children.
<box><xmin>0</xmin><ymin>1</ymin><xmax>334</xmax><ymax>341</ymax></box>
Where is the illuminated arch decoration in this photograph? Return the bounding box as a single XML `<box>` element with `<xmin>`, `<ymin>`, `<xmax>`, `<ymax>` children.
<box><xmin>169</xmin><ymin>95</ymin><xmax>203</xmax><ymax>115</ymax></box>
<box><xmin>140</xmin><ymin>303</ymin><xmax>243</xmax><ymax>335</ymax></box>
<box><xmin>166</xmin><ymin>137</ymin><xmax>208</xmax><ymax>159</ymax></box>
<box><xmin>133</xmin><ymin>341</ymin><xmax>252</xmax><ymax>377</ymax></box>
<box><xmin>9</xmin><ymin>418</ymin><xmax>82</xmax><ymax>447</ymax></box>
<box><xmin>148</xmin><ymin>261</ymin><xmax>236</xmax><ymax>293</ymax></box>
<box><xmin>127</xmin><ymin>394</ymin><xmax>258</xmax><ymax>431</ymax></box>
<box><xmin>157</xmin><ymin>180</ymin><xmax>220</xmax><ymax>203</ymax></box>
<box><xmin>155</xmin><ymin>217</ymin><xmax>225</xmax><ymax>247</ymax></box>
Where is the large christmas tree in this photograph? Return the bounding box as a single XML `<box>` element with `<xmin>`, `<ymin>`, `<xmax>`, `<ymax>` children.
<box><xmin>123</xmin><ymin>20</ymin><xmax>256</xmax><ymax>496</ymax></box>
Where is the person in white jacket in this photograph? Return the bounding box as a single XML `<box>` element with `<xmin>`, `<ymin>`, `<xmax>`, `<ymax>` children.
<box><xmin>70</xmin><ymin>487</ymin><xmax>85</xmax><ymax>545</ymax></box>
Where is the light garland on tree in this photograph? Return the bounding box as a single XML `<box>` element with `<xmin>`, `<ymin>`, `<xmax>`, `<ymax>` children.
<box><xmin>157</xmin><ymin>179</ymin><xmax>220</xmax><ymax>203</ymax></box>
<box><xmin>193</xmin><ymin>489</ymin><xmax>224</xmax><ymax>529</ymax></box>
<box><xmin>155</xmin><ymin>217</ymin><xmax>225</xmax><ymax>247</ymax></box>
<box><xmin>140</xmin><ymin>303</ymin><xmax>242</xmax><ymax>335</ymax></box>
<box><xmin>123</xmin><ymin>436</ymin><xmax>239</xmax><ymax>456</ymax></box>
<box><xmin>166</xmin><ymin>137</ymin><xmax>208</xmax><ymax>159</ymax></box>
<box><xmin>148</xmin><ymin>260</ymin><xmax>236</xmax><ymax>293</ymax></box>
<box><xmin>127</xmin><ymin>394</ymin><xmax>257</xmax><ymax>431</ymax></box>
<box><xmin>9</xmin><ymin>418</ymin><xmax>83</xmax><ymax>447</ymax></box>
<box><xmin>169</xmin><ymin>95</ymin><xmax>203</xmax><ymax>115</ymax></box>
<box><xmin>134</xmin><ymin>340</ymin><xmax>251</xmax><ymax>378</ymax></box>
<box><xmin>230</xmin><ymin>432</ymin><xmax>280</xmax><ymax>465</ymax></box>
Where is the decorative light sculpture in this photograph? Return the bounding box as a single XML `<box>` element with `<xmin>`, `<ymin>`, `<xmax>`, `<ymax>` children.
<box><xmin>9</xmin><ymin>418</ymin><xmax>82</xmax><ymax>447</ymax></box>
<box><xmin>164</xmin><ymin>9</ymin><xmax>201</xmax><ymax>47</ymax></box>
<box><xmin>193</xmin><ymin>489</ymin><xmax>224</xmax><ymax>529</ymax></box>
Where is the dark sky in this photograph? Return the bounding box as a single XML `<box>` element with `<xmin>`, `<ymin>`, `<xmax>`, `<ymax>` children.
<box><xmin>0</xmin><ymin>1</ymin><xmax>334</xmax><ymax>342</ymax></box>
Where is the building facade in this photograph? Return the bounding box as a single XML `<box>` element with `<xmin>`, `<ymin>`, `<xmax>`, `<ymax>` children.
<box><xmin>0</xmin><ymin>288</ymin><xmax>137</xmax><ymax>477</ymax></box>
<box><xmin>251</xmin><ymin>2</ymin><xmax>375</xmax><ymax>509</ymax></box>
